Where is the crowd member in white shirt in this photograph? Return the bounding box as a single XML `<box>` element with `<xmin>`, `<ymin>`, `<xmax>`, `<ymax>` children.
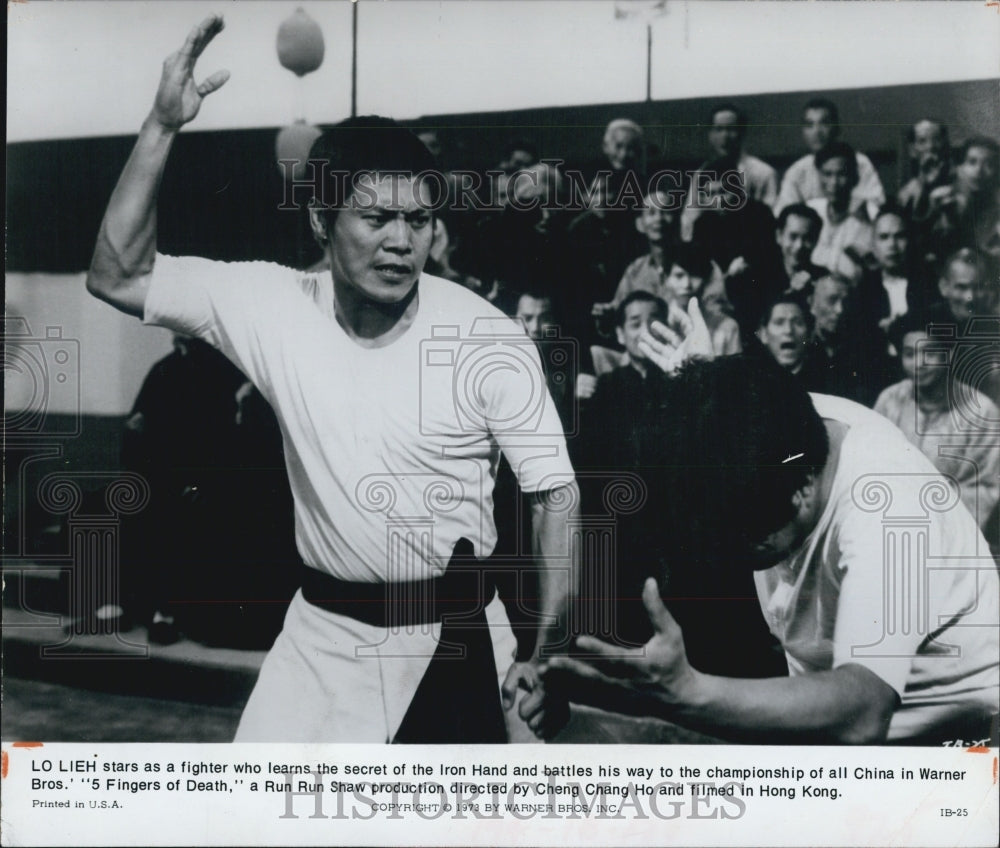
<box><xmin>776</xmin><ymin>97</ymin><xmax>885</xmax><ymax>221</ymax></box>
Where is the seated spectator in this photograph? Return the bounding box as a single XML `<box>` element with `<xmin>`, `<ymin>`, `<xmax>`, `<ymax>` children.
<box><xmin>897</xmin><ymin>119</ymin><xmax>951</xmax><ymax>223</ymax></box>
<box><xmin>773</xmin><ymin>203</ymin><xmax>827</xmax><ymax>294</ymax></box>
<box><xmin>776</xmin><ymin>97</ymin><xmax>885</xmax><ymax>219</ymax></box>
<box><xmin>754</xmin><ymin>292</ymin><xmax>814</xmax><ymax>381</ymax></box>
<box><xmin>593</xmin><ymin>118</ymin><xmax>647</xmax><ymax>184</ymax></box>
<box><xmin>854</xmin><ymin>206</ymin><xmax>932</xmax><ymax>355</ymax></box>
<box><xmin>806</xmin><ymin>273</ymin><xmax>892</xmax><ymax>405</ymax></box>
<box><xmin>921</xmin><ymin>136</ymin><xmax>1000</xmax><ymax>269</ymax></box>
<box><xmin>680</xmin><ymin>103</ymin><xmax>778</xmax><ymax>241</ymax></box>
<box><xmin>807</xmin><ymin>142</ymin><xmax>874</xmax><ymax>282</ymax></box>
<box><xmin>662</xmin><ymin>243</ymin><xmax>742</xmax><ymax>356</ymax></box>
<box><xmin>934</xmin><ymin>247</ymin><xmax>1000</xmax><ymax>403</ymax></box>
<box><xmin>691</xmin><ymin>170</ymin><xmax>780</xmax><ymax>338</ymax></box>
<box><xmin>596</xmin><ymin>188</ymin><xmax>681</xmax><ymax>318</ymax></box>
<box><xmin>874</xmin><ymin>310</ymin><xmax>1000</xmax><ymax>534</ymax></box>
<box><xmin>579</xmin><ymin>292</ymin><xmax>670</xmax><ymax>466</ymax></box>
<box><xmin>936</xmin><ymin>246</ymin><xmax>997</xmax><ymax>322</ymax></box>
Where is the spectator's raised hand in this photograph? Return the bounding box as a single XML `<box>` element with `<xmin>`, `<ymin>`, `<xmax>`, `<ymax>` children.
<box><xmin>637</xmin><ymin>297</ymin><xmax>714</xmax><ymax>375</ymax></box>
<box><xmin>153</xmin><ymin>15</ymin><xmax>230</xmax><ymax>131</ymax></box>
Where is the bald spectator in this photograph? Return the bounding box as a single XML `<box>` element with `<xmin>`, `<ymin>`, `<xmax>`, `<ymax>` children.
<box><xmin>776</xmin><ymin>97</ymin><xmax>885</xmax><ymax>219</ymax></box>
<box><xmin>681</xmin><ymin>103</ymin><xmax>778</xmax><ymax>241</ymax></box>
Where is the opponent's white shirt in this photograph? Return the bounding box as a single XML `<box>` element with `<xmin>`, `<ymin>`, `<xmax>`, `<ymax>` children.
<box><xmin>754</xmin><ymin>394</ymin><xmax>999</xmax><ymax>742</ymax></box>
<box><xmin>143</xmin><ymin>255</ymin><xmax>573</xmax><ymax>741</ymax></box>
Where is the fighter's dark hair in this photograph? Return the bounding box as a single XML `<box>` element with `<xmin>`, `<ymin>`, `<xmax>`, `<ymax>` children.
<box><xmin>309</xmin><ymin>115</ymin><xmax>440</xmax><ymax>221</ymax></box>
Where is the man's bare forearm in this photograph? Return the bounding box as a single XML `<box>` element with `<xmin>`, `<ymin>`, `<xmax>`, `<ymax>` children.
<box><xmin>86</xmin><ymin>118</ymin><xmax>178</xmax><ymax>316</ymax></box>
<box><xmin>529</xmin><ymin>480</ymin><xmax>580</xmax><ymax>659</ymax></box>
<box><xmin>662</xmin><ymin>664</ymin><xmax>898</xmax><ymax>744</ymax></box>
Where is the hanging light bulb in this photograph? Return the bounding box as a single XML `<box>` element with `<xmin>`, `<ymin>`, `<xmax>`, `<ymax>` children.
<box><xmin>276</xmin><ymin>8</ymin><xmax>325</xmax><ymax>77</ymax></box>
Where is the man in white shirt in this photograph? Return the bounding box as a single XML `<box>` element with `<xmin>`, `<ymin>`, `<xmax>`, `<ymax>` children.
<box><xmin>680</xmin><ymin>103</ymin><xmax>778</xmax><ymax>241</ymax></box>
<box><xmin>86</xmin><ymin>16</ymin><xmax>578</xmax><ymax>743</ymax></box>
<box><xmin>543</xmin><ymin>354</ymin><xmax>998</xmax><ymax>745</ymax></box>
<box><xmin>776</xmin><ymin>98</ymin><xmax>885</xmax><ymax>220</ymax></box>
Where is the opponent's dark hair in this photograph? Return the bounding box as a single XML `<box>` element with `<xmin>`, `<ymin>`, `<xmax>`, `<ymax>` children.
<box><xmin>642</xmin><ymin>355</ymin><xmax>830</xmax><ymax>567</ymax></box>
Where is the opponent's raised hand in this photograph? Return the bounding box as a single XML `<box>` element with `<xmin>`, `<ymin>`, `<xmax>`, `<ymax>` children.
<box><xmin>152</xmin><ymin>15</ymin><xmax>230</xmax><ymax>131</ymax></box>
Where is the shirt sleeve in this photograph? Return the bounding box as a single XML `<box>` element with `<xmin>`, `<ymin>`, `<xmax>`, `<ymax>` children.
<box><xmin>855</xmin><ymin>153</ymin><xmax>886</xmax><ymax>220</ymax></box>
<box><xmin>775</xmin><ymin>157</ymin><xmax>808</xmax><ymax>214</ymax></box>
<box><xmin>142</xmin><ymin>253</ymin><xmax>293</xmax><ymax>394</ymax></box>
<box><xmin>475</xmin><ymin>319</ymin><xmax>576</xmax><ymax>493</ymax></box>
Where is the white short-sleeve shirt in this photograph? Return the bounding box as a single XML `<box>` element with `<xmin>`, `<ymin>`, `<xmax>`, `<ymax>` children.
<box><xmin>754</xmin><ymin>394</ymin><xmax>999</xmax><ymax>741</ymax></box>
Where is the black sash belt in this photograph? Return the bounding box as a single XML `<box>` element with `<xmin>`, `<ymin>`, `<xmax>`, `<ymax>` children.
<box><xmin>299</xmin><ymin>538</ymin><xmax>490</xmax><ymax>628</ymax></box>
<box><xmin>299</xmin><ymin>538</ymin><xmax>507</xmax><ymax>742</ymax></box>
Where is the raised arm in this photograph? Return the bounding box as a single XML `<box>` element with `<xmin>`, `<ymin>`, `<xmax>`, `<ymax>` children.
<box><xmin>86</xmin><ymin>15</ymin><xmax>230</xmax><ymax>317</ymax></box>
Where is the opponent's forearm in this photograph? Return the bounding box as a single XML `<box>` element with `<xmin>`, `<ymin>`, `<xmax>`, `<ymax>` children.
<box><xmin>86</xmin><ymin>117</ymin><xmax>178</xmax><ymax>316</ymax></box>
<box><xmin>530</xmin><ymin>481</ymin><xmax>580</xmax><ymax>659</ymax></box>
<box><xmin>662</xmin><ymin>663</ymin><xmax>898</xmax><ymax>744</ymax></box>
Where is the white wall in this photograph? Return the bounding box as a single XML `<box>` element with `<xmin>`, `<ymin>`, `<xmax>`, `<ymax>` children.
<box><xmin>8</xmin><ymin>1</ymin><xmax>999</xmax><ymax>143</ymax></box>
<box><xmin>5</xmin><ymin>273</ymin><xmax>175</xmax><ymax>417</ymax></box>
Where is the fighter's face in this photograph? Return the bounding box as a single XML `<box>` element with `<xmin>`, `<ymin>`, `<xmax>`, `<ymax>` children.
<box><xmin>777</xmin><ymin>214</ymin><xmax>819</xmax><ymax>270</ymax></box>
<box><xmin>328</xmin><ymin>174</ymin><xmax>434</xmax><ymax>304</ymax></box>
<box><xmin>802</xmin><ymin>107</ymin><xmax>836</xmax><ymax>153</ymax></box>
<box><xmin>872</xmin><ymin>214</ymin><xmax>908</xmax><ymax>274</ymax></box>
<box><xmin>757</xmin><ymin>303</ymin><xmax>809</xmax><ymax>371</ymax></box>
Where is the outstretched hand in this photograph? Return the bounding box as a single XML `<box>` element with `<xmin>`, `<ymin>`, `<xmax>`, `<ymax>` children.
<box><xmin>152</xmin><ymin>15</ymin><xmax>230</xmax><ymax>131</ymax></box>
<box><xmin>636</xmin><ymin>297</ymin><xmax>715</xmax><ymax>375</ymax></box>
<box><xmin>539</xmin><ymin>578</ymin><xmax>696</xmax><ymax>719</ymax></box>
